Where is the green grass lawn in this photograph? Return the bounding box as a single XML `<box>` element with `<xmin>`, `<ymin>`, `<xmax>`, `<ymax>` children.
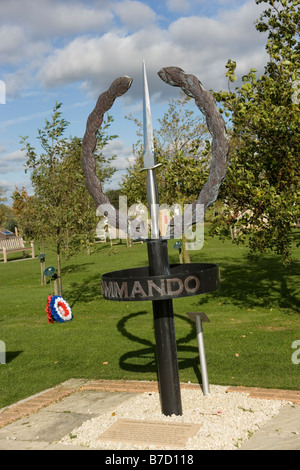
<box><xmin>1</xmin><ymin>231</ymin><xmax>300</xmax><ymax>408</ymax></box>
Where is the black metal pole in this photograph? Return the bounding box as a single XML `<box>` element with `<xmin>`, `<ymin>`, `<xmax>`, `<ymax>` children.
<box><xmin>147</xmin><ymin>238</ymin><xmax>182</xmax><ymax>416</ymax></box>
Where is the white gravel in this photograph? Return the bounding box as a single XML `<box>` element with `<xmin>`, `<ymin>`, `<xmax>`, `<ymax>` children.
<box><xmin>59</xmin><ymin>385</ymin><xmax>288</xmax><ymax>450</ymax></box>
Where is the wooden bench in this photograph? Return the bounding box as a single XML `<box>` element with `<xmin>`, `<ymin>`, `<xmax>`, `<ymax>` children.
<box><xmin>0</xmin><ymin>237</ymin><xmax>35</xmax><ymax>263</ymax></box>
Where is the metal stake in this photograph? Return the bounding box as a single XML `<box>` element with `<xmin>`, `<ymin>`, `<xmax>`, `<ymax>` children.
<box><xmin>187</xmin><ymin>312</ymin><xmax>210</xmax><ymax>396</ymax></box>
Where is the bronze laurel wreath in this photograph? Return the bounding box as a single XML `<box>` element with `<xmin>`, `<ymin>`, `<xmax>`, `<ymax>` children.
<box><xmin>82</xmin><ymin>67</ymin><xmax>229</xmax><ymax>236</ymax></box>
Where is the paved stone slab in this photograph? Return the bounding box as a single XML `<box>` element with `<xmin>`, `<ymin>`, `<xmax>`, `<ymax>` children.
<box><xmin>240</xmin><ymin>404</ymin><xmax>300</xmax><ymax>450</ymax></box>
<box><xmin>44</xmin><ymin>390</ymin><xmax>132</xmax><ymax>414</ymax></box>
<box><xmin>0</xmin><ymin>439</ymin><xmax>91</xmax><ymax>450</ymax></box>
<box><xmin>0</xmin><ymin>391</ymin><xmax>136</xmax><ymax>450</ymax></box>
<box><xmin>0</xmin><ymin>439</ymin><xmax>52</xmax><ymax>450</ymax></box>
<box><xmin>0</xmin><ymin>410</ymin><xmax>95</xmax><ymax>443</ymax></box>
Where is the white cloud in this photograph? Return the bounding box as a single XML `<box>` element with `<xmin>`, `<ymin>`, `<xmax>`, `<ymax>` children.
<box><xmin>0</xmin><ymin>109</ymin><xmax>53</xmax><ymax>129</ymax></box>
<box><xmin>3</xmin><ymin>150</ymin><xmax>26</xmax><ymax>162</ymax></box>
<box><xmin>3</xmin><ymin>69</ymin><xmax>35</xmax><ymax>99</ymax></box>
<box><xmin>0</xmin><ymin>0</ymin><xmax>272</xmax><ymax>199</ymax></box>
<box><xmin>113</xmin><ymin>0</ymin><xmax>156</xmax><ymax>30</ymax></box>
<box><xmin>37</xmin><ymin>27</ymin><xmax>175</xmax><ymax>97</ymax></box>
<box><xmin>0</xmin><ymin>150</ymin><xmax>26</xmax><ymax>174</ymax></box>
<box><xmin>0</xmin><ymin>0</ymin><xmax>115</xmax><ymax>99</ymax></box>
<box><xmin>35</xmin><ymin>0</ymin><xmax>267</xmax><ymax>104</ymax></box>
<box><xmin>0</xmin><ymin>26</ymin><xmax>26</xmax><ymax>65</ymax></box>
<box><xmin>169</xmin><ymin>1</ymin><xmax>265</xmax><ymax>55</ymax></box>
<box><xmin>0</xmin><ymin>0</ymin><xmax>114</xmax><ymax>38</ymax></box>
<box><xmin>103</xmin><ymin>139</ymin><xmax>135</xmax><ymax>172</ymax></box>
<box><xmin>166</xmin><ymin>0</ymin><xmax>191</xmax><ymax>13</ymax></box>
<box><xmin>0</xmin><ymin>0</ymin><xmax>268</xmax><ymax>105</ymax></box>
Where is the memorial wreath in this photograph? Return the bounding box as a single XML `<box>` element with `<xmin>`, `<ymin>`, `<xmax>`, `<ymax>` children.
<box><xmin>46</xmin><ymin>295</ymin><xmax>73</xmax><ymax>323</ymax></box>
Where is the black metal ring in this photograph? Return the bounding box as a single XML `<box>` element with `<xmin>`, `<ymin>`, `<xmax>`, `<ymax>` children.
<box><xmin>101</xmin><ymin>263</ymin><xmax>220</xmax><ymax>301</ymax></box>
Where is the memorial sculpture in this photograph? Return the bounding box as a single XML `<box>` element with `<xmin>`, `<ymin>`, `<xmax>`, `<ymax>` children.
<box><xmin>82</xmin><ymin>63</ymin><xmax>229</xmax><ymax>416</ymax></box>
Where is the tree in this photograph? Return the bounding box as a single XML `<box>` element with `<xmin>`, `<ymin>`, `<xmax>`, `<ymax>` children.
<box><xmin>155</xmin><ymin>95</ymin><xmax>210</xmax><ymax>205</ymax></box>
<box><xmin>0</xmin><ymin>187</ymin><xmax>7</xmax><ymax>226</ymax></box>
<box><xmin>20</xmin><ymin>102</ymin><xmax>117</xmax><ymax>294</ymax></box>
<box><xmin>104</xmin><ymin>189</ymin><xmax>123</xmax><ymax>209</ymax></box>
<box><xmin>211</xmin><ymin>0</ymin><xmax>300</xmax><ymax>264</ymax></box>
<box><xmin>11</xmin><ymin>187</ymin><xmax>36</xmax><ymax>238</ymax></box>
<box><xmin>0</xmin><ymin>187</ymin><xmax>6</xmax><ymax>203</ymax></box>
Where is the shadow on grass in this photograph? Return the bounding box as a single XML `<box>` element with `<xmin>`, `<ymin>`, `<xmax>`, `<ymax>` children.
<box><xmin>195</xmin><ymin>254</ymin><xmax>300</xmax><ymax>314</ymax></box>
<box><xmin>61</xmin><ymin>261</ymin><xmax>94</xmax><ymax>276</ymax></box>
<box><xmin>117</xmin><ymin>310</ymin><xmax>203</xmax><ymax>384</ymax></box>
<box><xmin>5</xmin><ymin>351</ymin><xmax>23</xmax><ymax>363</ymax></box>
<box><xmin>63</xmin><ymin>274</ymin><xmax>101</xmax><ymax>308</ymax></box>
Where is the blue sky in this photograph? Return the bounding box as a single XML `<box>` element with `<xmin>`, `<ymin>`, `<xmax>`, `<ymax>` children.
<box><xmin>0</xmin><ymin>0</ymin><xmax>268</xmax><ymax>204</ymax></box>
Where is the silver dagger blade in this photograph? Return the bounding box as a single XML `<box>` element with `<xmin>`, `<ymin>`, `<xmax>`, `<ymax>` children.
<box><xmin>142</xmin><ymin>60</ymin><xmax>161</xmax><ymax>239</ymax></box>
<box><xmin>143</xmin><ymin>60</ymin><xmax>156</xmax><ymax>169</ymax></box>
